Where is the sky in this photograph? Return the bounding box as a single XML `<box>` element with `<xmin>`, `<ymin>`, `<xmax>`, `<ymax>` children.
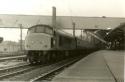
<box><xmin>0</xmin><ymin>0</ymin><xmax>124</xmax><ymax>42</ymax></box>
<box><xmin>0</xmin><ymin>0</ymin><xmax>124</xmax><ymax>17</ymax></box>
<box><xmin>0</xmin><ymin>28</ymin><xmax>27</xmax><ymax>42</ymax></box>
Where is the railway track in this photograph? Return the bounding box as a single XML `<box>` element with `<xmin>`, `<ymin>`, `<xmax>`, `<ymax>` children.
<box><xmin>30</xmin><ymin>57</ymin><xmax>81</xmax><ymax>82</ymax></box>
<box><xmin>0</xmin><ymin>63</ymin><xmax>29</xmax><ymax>73</ymax></box>
<box><xmin>0</xmin><ymin>56</ymin><xmax>82</xmax><ymax>81</ymax></box>
<box><xmin>0</xmin><ymin>55</ymin><xmax>26</xmax><ymax>62</ymax></box>
<box><xmin>0</xmin><ymin>63</ymin><xmax>39</xmax><ymax>80</ymax></box>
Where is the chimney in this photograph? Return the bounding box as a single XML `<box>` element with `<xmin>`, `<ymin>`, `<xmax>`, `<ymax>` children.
<box><xmin>52</xmin><ymin>6</ymin><xmax>56</xmax><ymax>31</ymax></box>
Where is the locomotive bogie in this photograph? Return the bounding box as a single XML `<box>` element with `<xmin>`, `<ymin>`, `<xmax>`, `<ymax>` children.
<box><xmin>26</xmin><ymin>50</ymin><xmax>74</xmax><ymax>64</ymax></box>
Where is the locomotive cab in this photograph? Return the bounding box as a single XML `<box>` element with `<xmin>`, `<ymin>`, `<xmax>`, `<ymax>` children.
<box><xmin>25</xmin><ymin>24</ymin><xmax>55</xmax><ymax>64</ymax></box>
<box><xmin>25</xmin><ymin>25</ymin><xmax>54</xmax><ymax>50</ymax></box>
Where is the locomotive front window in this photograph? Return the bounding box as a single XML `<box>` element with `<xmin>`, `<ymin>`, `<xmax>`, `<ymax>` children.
<box><xmin>28</xmin><ymin>25</ymin><xmax>53</xmax><ymax>35</ymax></box>
<box><xmin>36</xmin><ymin>26</ymin><xmax>53</xmax><ymax>34</ymax></box>
<box><xmin>36</xmin><ymin>26</ymin><xmax>45</xmax><ymax>33</ymax></box>
<box><xmin>28</xmin><ymin>27</ymin><xmax>35</xmax><ymax>33</ymax></box>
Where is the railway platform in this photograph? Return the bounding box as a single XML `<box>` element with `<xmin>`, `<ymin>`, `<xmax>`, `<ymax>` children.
<box><xmin>52</xmin><ymin>50</ymin><xmax>124</xmax><ymax>82</ymax></box>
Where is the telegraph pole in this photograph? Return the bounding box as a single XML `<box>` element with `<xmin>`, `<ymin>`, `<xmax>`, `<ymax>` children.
<box><xmin>81</xmin><ymin>29</ymin><xmax>83</xmax><ymax>39</ymax></box>
<box><xmin>72</xmin><ymin>22</ymin><xmax>75</xmax><ymax>37</ymax></box>
<box><xmin>72</xmin><ymin>22</ymin><xmax>77</xmax><ymax>48</ymax></box>
<box><xmin>19</xmin><ymin>24</ymin><xmax>23</xmax><ymax>51</ymax></box>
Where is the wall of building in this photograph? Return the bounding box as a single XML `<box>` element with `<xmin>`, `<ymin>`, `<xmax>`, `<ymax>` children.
<box><xmin>0</xmin><ymin>41</ymin><xmax>24</xmax><ymax>53</ymax></box>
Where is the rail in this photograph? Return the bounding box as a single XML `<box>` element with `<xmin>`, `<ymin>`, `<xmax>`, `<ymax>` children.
<box><xmin>0</xmin><ymin>65</ymin><xmax>38</xmax><ymax>80</ymax></box>
<box><xmin>30</xmin><ymin>57</ymin><xmax>81</xmax><ymax>82</ymax></box>
<box><xmin>0</xmin><ymin>55</ymin><xmax>26</xmax><ymax>61</ymax></box>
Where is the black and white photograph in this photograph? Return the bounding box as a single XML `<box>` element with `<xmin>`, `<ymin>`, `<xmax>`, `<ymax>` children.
<box><xmin>0</xmin><ymin>0</ymin><xmax>124</xmax><ymax>82</ymax></box>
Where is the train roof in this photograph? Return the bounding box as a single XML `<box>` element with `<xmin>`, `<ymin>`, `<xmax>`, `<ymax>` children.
<box><xmin>28</xmin><ymin>24</ymin><xmax>52</xmax><ymax>29</ymax></box>
<box><xmin>28</xmin><ymin>24</ymin><xmax>87</xmax><ymax>39</ymax></box>
<box><xmin>55</xmin><ymin>29</ymin><xmax>74</xmax><ymax>38</ymax></box>
<box><xmin>0</xmin><ymin>14</ymin><xmax>125</xmax><ymax>29</ymax></box>
<box><xmin>28</xmin><ymin>24</ymin><xmax>74</xmax><ymax>38</ymax></box>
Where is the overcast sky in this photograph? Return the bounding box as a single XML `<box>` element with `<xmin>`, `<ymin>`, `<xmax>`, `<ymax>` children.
<box><xmin>0</xmin><ymin>0</ymin><xmax>124</xmax><ymax>42</ymax></box>
<box><xmin>0</xmin><ymin>0</ymin><xmax>124</xmax><ymax>17</ymax></box>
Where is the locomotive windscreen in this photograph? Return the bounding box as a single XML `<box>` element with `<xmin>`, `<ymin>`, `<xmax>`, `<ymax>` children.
<box><xmin>28</xmin><ymin>25</ymin><xmax>53</xmax><ymax>35</ymax></box>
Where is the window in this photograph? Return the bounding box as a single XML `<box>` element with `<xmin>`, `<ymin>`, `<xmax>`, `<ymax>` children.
<box><xmin>28</xmin><ymin>27</ymin><xmax>35</xmax><ymax>33</ymax></box>
<box><xmin>45</xmin><ymin>27</ymin><xmax>53</xmax><ymax>34</ymax></box>
<box><xmin>36</xmin><ymin>26</ymin><xmax>45</xmax><ymax>33</ymax></box>
<box><xmin>28</xmin><ymin>25</ymin><xmax>53</xmax><ymax>35</ymax></box>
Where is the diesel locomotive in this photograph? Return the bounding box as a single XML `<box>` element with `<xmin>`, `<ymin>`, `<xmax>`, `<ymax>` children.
<box><xmin>25</xmin><ymin>24</ymin><xmax>103</xmax><ymax>64</ymax></box>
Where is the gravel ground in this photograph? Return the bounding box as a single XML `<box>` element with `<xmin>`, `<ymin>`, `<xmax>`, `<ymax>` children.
<box><xmin>2</xmin><ymin>58</ymin><xmax>73</xmax><ymax>81</ymax></box>
<box><xmin>0</xmin><ymin>60</ymin><xmax>27</xmax><ymax>69</ymax></box>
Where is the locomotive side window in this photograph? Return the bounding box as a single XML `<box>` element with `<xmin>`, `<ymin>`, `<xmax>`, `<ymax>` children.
<box><xmin>28</xmin><ymin>27</ymin><xmax>35</xmax><ymax>33</ymax></box>
<box><xmin>45</xmin><ymin>27</ymin><xmax>53</xmax><ymax>34</ymax></box>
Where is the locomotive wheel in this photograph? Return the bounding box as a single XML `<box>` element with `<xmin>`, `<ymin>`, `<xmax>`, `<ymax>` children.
<box><xmin>65</xmin><ymin>51</ymin><xmax>69</xmax><ymax>58</ymax></box>
<box><xmin>40</xmin><ymin>55</ymin><xmax>46</xmax><ymax>64</ymax></box>
<box><xmin>56</xmin><ymin>52</ymin><xmax>60</xmax><ymax>61</ymax></box>
<box><xmin>51</xmin><ymin>53</ymin><xmax>56</xmax><ymax>63</ymax></box>
<box><xmin>28</xmin><ymin>56</ymin><xmax>36</xmax><ymax>65</ymax></box>
<box><xmin>60</xmin><ymin>51</ymin><xmax>65</xmax><ymax>60</ymax></box>
<box><xmin>52</xmin><ymin>52</ymin><xmax>56</xmax><ymax>61</ymax></box>
<box><xmin>47</xmin><ymin>54</ymin><xmax>50</xmax><ymax>63</ymax></box>
<box><xmin>27</xmin><ymin>52</ymin><xmax>36</xmax><ymax>65</ymax></box>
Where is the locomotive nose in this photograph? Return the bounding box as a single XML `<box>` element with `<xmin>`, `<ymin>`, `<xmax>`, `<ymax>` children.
<box><xmin>25</xmin><ymin>33</ymin><xmax>52</xmax><ymax>50</ymax></box>
<box><xmin>39</xmin><ymin>40</ymin><xmax>45</xmax><ymax>44</ymax></box>
<box><xmin>39</xmin><ymin>41</ymin><xmax>42</xmax><ymax>44</ymax></box>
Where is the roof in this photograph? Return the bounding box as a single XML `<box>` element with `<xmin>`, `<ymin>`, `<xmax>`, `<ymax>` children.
<box><xmin>0</xmin><ymin>14</ymin><xmax>125</xmax><ymax>29</ymax></box>
<box><xmin>105</xmin><ymin>23</ymin><xmax>125</xmax><ymax>41</ymax></box>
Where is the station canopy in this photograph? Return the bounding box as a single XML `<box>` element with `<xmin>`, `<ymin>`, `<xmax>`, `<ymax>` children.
<box><xmin>0</xmin><ymin>14</ymin><xmax>125</xmax><ymax>29</ymax></box>
<box><xmin>105</xmin><ymin>23</ymin><xmax>125</xmax><ymax>41</ymax></box>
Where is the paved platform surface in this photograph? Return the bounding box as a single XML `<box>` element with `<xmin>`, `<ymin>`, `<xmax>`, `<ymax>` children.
<box><xmin>52</xmin><ymin>50</ymin><xmax>124</xmax><ymax>82</ymax></box>
<box><xmin>103</xmin><ymin>50</ymin><xmax>124</xmax><ymax>82</ymax></box>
